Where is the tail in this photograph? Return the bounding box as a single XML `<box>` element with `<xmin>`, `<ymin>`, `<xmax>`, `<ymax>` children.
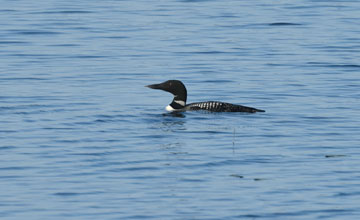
<box><xmin>254</xmin><ymin>108</ymin><xmax>265</xmax><ymax>113</ymax></box>
<box><xmin>237</xmin><ymin>105</ymin><xmax>265</xmax><ymax>113</ymax></box>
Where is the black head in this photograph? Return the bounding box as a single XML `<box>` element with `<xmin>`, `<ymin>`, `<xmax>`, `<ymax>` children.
<box><xmin>146</xmin><ymin>80</ymin><xmax>187</xmax><ymax>103</ymax></box>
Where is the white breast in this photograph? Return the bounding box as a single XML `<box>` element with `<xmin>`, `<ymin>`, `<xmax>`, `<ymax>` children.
<box><xmin>165</xmin><ymin>105</ymin><xmax>175</xmax><ymax>112</ymax></box>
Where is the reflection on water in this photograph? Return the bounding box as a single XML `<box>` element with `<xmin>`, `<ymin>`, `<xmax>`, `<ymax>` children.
<box><xmin>162</xmin><ymin>112</ymin><xmax>186</xmax><ymax>118</ymax></box>
<box><xmin>160</xmin><ymin>113</ymin><xmax>187</xmax><ymax>132</ymax></box>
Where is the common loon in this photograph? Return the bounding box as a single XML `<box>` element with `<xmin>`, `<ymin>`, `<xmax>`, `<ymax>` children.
<box><xmin>146</xmin><ymin>80</ymin><xmax>265</xmax><ymax>113</ymax></box>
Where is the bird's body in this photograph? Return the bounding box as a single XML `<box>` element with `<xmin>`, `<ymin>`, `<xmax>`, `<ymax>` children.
<box><xmin>185</xmin><ymin>101</ymin><xmax>263</xmax><ymax>113</ymax></box>
<box><xmin>146</xmin><ymin>80</ymin><xmax>265</xmax><ymax>113</ymax></box>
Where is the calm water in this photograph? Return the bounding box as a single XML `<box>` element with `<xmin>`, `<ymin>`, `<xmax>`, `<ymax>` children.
<box><xmin>1</xmin><ymin>0</ymin><xmax>360</xmax><ymax>219</ymax></box>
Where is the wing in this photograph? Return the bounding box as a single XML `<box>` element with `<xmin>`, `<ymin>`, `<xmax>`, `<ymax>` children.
<box><xmin>186</xmin><ymin>101</ymin><xmax>264</xmax><ymax>113</ymax></box>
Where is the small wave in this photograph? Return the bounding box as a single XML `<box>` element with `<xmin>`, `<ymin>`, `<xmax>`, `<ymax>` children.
<box><xmin>32</xmin><ymin>10</ymin><xmax>93</xmax><ymax>15</ymax></box>
<box><xmin>14</xmin><ymin>30</ymin><xmax>61</xmax><ymax>35</ymax></box>
<box><xmin>268</xmin><ymin>22</ymin><xmax>302</xmax><ymax>26</ymax></box>
<box><xmin>307</xmin><ymin>62</ymin><xmax>360</xmax><ymax>68</ymax></box>
<box><xmin>0</xmin><ymin>41</ymin><xmax>28</xmax><ymax>45</ymax></box>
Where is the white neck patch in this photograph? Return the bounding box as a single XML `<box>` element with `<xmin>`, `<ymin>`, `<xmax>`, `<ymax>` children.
<box><xmin>174</xmin><ymin>100</ymin><xmax>185</xmax><ymax>106</ymax></box>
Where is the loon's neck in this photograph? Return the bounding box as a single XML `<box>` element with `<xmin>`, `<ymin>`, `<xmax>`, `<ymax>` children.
<box><xmin>166</xmin><ymin>88</ymin><xmax>187</xmax><ymax>111</ymax></box>
<box><xmin>166</xmin><ymin>98</ymin><xmax>186</xmax><ymax>111</ymax></box>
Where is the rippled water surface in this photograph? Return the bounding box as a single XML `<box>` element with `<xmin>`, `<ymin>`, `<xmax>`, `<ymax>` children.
<box><xmin>1</xmin><ymin>0</ymin><xmax>360</xmax><ymax>219</ymax></box>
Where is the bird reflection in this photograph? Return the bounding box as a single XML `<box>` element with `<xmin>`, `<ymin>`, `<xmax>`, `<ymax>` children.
<box><xmin>162</xmin><ymin>112</ymin><xmax>186</xmax><ymax>118</ymax></box>
<box><xmin>158</xmin><ymin>112</ymin><xmax>186</xmax><ymax>132</ymax></box>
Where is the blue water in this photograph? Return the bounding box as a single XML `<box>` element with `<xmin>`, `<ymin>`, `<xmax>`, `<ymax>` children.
<box><xmin>1</xmin><ymin>0</ymin><xmax>360</xmax><ymax>219</ymax></box>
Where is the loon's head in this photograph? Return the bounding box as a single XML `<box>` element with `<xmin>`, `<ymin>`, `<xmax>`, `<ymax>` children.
<box><xmin>146</xmin><ymin>80</ymin><xmax>187</xmax><ymax>111</ymax></box>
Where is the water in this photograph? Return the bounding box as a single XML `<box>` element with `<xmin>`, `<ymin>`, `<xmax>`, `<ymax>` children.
<box><xmin>1</xmin><ymin>0</ymin><xmax>360</xmax><ymax>219</ymax></box>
